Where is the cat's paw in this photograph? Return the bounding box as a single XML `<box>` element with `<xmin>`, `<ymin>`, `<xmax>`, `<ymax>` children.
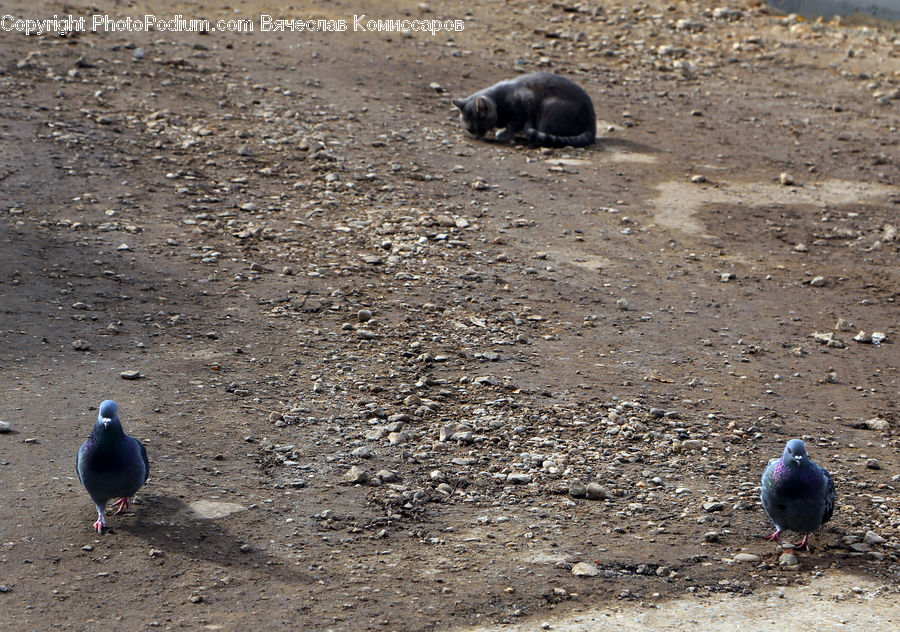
<box><xmin>495</xmin><ymin>128</ymin><xmax>515</xmax><ymax>143</ymax></box>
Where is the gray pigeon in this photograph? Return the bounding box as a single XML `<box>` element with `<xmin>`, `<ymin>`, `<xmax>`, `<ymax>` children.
<box><xmin>76</xmin><ymin>400</ymin><xmax>149</xmax><ymax>533</ymax></box>
<box><xmin>761</xmin><ymin>438</ymin><xmax>835</xmax><ymax>551</ymax></box>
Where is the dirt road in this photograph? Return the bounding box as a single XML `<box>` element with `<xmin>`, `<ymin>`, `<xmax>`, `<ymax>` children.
<box><xmin>1</xmin><ymin>1</ymin><xmax>898</xmax><ymax>630</ymax></box>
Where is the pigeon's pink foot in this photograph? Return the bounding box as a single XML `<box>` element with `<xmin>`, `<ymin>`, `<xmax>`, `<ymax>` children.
<box><xmin>795</xmin><ymin>534</ymin><xmax>812</xmax><ymax>551</ymax></box>
<box><xmin>93</xmin><ymin>515</ymin><xmax>106</xmax><ymax>533</ymax></box>
<box><xmin>764</xmin><ymin>529</ymin><xmax>782</xmax><ymax>543</ymax></box>
<box><xmin>112</xmin><ymin>497</ymin><xmax>132</xmax><ymax>514</ymax></box>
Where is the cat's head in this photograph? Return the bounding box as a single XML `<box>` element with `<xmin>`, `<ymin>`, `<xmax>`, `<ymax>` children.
<box><xmin>452</xmin><ymin>96</ymin><xmax>497</xmax><ymax>139</ymax></box>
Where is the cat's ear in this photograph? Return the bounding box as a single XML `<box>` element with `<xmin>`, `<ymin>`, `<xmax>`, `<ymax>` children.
<box><xmin>451</xmin><ymin>98</ymin><xmax>466</xmax><ymax>110</ymax></box>
<box><xmin>475</xmin><ymin>96</ymin><xmax>490</xmax><ymax>115</ymax></box>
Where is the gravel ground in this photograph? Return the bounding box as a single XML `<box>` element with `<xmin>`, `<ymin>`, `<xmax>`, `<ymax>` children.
<box><xmin>1</xmin><ymin>1</ymin><xmax>898</xmax><ymax>630</ymax></box>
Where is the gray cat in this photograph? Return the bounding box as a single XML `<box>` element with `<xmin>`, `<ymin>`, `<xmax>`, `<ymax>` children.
<box><xmin>452</xmin><ymin>72</ymin><xmax>596</xmax><ymax>147</ymax></box>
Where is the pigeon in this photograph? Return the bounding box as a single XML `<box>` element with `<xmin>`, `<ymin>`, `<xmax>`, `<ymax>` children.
<box><xmin>76</xmin><ymin>400</ymin><xmax>149</xmax><ymax>533</ymax></box>
<box><xmin>761</xmin><ymin>438</ymin><xmax>835</xmax><ymax>551</ymax></box>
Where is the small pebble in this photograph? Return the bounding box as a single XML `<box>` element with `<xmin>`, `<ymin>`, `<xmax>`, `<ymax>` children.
<box><xmin>779</xmin><ymin>552</ymin><xmax>799</xmax><ymax>566</ymax></box>
<box><xmin>863</xmin><ymin>418</ymin><xmax>890</xmax><ymax>432</ymax></box>
<box><xmin>569</xmin><ymin>479</ymin><xmax>586</xmax><ymax>498</ymax></box>
<box><xmin>0</xmin><ymin>421</ymin><xmax>11</xmax><ymax>433</ymax></box>
<box><xmin>343</xmin><ymin>465</ymin><xmax>368</xmax><ymax>484</ymax></box>
<box><xmin>120</xmin><ymin>370</ymin><xmax>142</xmax><ymax>380</ymax></box>
<box><xmin>864</xmin><ymin>531</ymin><xmax>885</xmax><ymax>545</ymax></box>
<box><xmin>571</xmin><ymin>562</ymin><xmax>600</xmax><ymax>577</ymax></box>
<box><xmin>507</xmin><ymin>473</ymin><xmax>532</xmax><ymax>485</ymax></box>
<box><xmin>351</xmin><ymin>446</ymin><xmax>373</xmax><ymax>459</ymax></box>
<box><xmin>733</xmin><ymin>553</ymin><xmax>761</xmax><ymax>563</ymax></box>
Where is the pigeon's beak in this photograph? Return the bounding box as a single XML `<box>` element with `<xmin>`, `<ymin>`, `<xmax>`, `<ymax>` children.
<box><xmin>99</xmin><ymin>417</ymin><xmax>112</xmax><ymax>428</ymax></box>
<box><xmin>793</xmin><ymin>455</ymin><xmax>804</xmax><ymax>462</ymax></box>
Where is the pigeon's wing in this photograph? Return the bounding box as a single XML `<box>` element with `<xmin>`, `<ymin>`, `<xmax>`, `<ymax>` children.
<box><xmin>820</xmin><ymin>466</ymin><xmax>836</xmax><ymax>525</ymax></box>
<box><xmin>139</xmin><ymin>439</ymin><xmax>150</xmax><ymax>484</ymax></box>
<box><xmin>76</xmin><ymin>440</ymin><xmax>88</xmax><ymax>485</ymax></box>
<box><xmin>760</xmin><ymin>458</ymin><xmax>778</xmax><ymax>497</ymax></box>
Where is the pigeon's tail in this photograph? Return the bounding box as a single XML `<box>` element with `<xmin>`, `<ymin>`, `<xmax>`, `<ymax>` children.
<box><xmin>524</xmin><ymin>127</ymin><xmax>595</xmax><ymax>148</ymax></box>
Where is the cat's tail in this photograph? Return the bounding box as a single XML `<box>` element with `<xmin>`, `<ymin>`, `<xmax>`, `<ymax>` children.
<box><xmin>525</xmin><ymin>128</ymin><xmax>595</xmax><ymax>148</ymax></box>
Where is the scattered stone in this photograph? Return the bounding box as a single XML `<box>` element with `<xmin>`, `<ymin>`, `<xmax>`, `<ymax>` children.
<box><xmin>376</xmin><ymin>470</ymin><xmax>400</xmax><ymax>483</ymax></box>
<box><xmin>507</xmin><ymin>473</ymin><xmax>532</xmax><ymax>485</ymax></box>
<box><xmin>439</xmin><ymin>423</ymin><xmax>472</xmax><ymax>442</ymax></box>
<box><xmin>357</xmin><ymin>309</ymin><xmax>373</xmax><ymax>323</ymax></box>
<box><xmin>343</xmin><ymin>465</ymin><xmax>368</xmax><ymax>484</ymax></box>
<box><xmin>810</xmin><ymin>332</ymin><xmax>844</xmax><ymax>348</ymax></box>
<box><xmin>703</xmin><ymin>531</ymin><xmax>720</xmax><ymax>542</ymax></box>
<box><xmin>351</xmin><ymin>446</ymin><xmax>374</xmax><ymax>459</ymax></box>
<box><xmin>733</xmin><ymin>553</ymin><xmax>761</xmax><ymax>563</ymax></box>
<box><xmin>779</xmin><ymin>172</ymin><xmax>796</xmax><ymax>186</ymax></box>
<box><xmin>616</xmin><ymin>298</ymin><xmax>629</xmax><ymax>310</ymax></box>
<box><xmin>835</xmin><ymin>317</ymin><xmax>853</xmax><ymax>331</ymax></box>
<box><xmin>120</xmin><ymin>370</ymin><xmax>142</xmax><ymax>380</ymax></box>
<box><xmin>72</xmin><ymin>339</ymin><xmax>91</xmax><ymax>351</ymax></box>
<box><xmin>690</xmin><ymin>174</ymin><xmax>709</xmax><ymax>183</ymax></box>
<box><xmin>794</xmin><ymin>243</ymin><xmax>808</xmax><ymax>252</ymax></box>
<box><xmin>864</xmin><ymin>531</ymin><xmax>885</xmax><ymax>545</ymax></box>
<box><xmin>865</xmin><ymin>459</ymin><xmax>881</xmax><ymax>470</ymax></box>
<box><xmin>387</xmin><ymin>432</ymin><xmax>408</xmax><ymax>445</ymax></box>
<box><xmin>0</xmin><ymin>421</ymin><xmax>11</xmax><ymax>433</ymax></box>
<box><xmin>571</xmin><ymin>562</ymin><xmax>600</xmax><ymax>577</ymax></box>
<box><xmin>585</xmin><ymin>483</ymin><xmax>608</xmax><ymax>500</ymax></box>
<box><xmin>703</xmin><ymin>502</ymin><xmax>725</xmax><ymax>512</ymax></box>
<box><xmin>149</xmin><ymin>549</ymin><xmax>164</xmax><ymax>558</ymax></box>
<box><xmin>720</xmin><ymin>272</ymin><xmax>735</xmax><ymax>282</ymax></box>
<box><xmin>863</xmin><ymin>418</ymin><xmax>890</xmax><ymax>432</ymax></box>
<box><xmin>854</xmin><ymin>331</ymin><xmax>886</xmax><ymax>344</ymax></box>
<box><xmin>809</xmin><ymin>276</ymin><xmax>828</xmax><ymax>287</ymax></box>
<box><xmin>569</xmin><ymin>479</ymin><xmax>586</xmax><ymax>498</ymax></box>
<box><xmin>779</xmin><ymin>552</ymin><xmax>799</xmax><ymax>566</ymax></box>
